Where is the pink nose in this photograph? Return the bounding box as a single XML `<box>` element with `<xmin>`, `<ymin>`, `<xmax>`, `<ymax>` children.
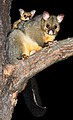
<box><xmin>49</xmin><ymin>30</ymin><xmax>53</xmax><ymax>35</ymax></box>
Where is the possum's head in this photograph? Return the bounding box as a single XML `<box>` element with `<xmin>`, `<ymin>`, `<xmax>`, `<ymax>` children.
<box><xmin>41</xmin><ymin>11</ymin><xmax>64</xmax><ymax>36</ymax></box>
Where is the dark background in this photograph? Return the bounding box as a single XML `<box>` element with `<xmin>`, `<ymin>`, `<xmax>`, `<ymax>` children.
<box><xmin>11</xmin><ymin>0</ymin><xmax>73</xmax><ymax>120</ymax></box>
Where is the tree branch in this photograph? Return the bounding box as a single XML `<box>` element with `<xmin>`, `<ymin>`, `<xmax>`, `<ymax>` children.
<box><xmin>1</xmin><ymin>35</ymin><xmax>73</xmax><ymax>120</ymax></box>
<box><xmin>12</xmin><ymin>37</ymin><xmax>73</xmax><ymax>90</ymax></box>
<box><xmin>3</xmin><ymin>37</ymin><xmax>73</xmax><ymax>93</ymax></box>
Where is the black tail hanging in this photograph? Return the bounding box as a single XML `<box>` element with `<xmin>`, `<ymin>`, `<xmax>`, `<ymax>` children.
<box><xmin>22</xmin><ymin>77</ymin><xmax>46</xmax><ymax>117</ymax></box>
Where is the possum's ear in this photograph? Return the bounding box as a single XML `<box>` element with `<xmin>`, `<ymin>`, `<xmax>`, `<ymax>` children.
<box><xmin>43</xmin><ymin>11</ymin><xmax>50</xmax><ymax>20</ymax></box>
<box><xmin>31</xmin><ymin>10</ymin><xmax>36</xmax><ymax>17</ymax></box>
<box><xmin>57</xmin><ymin>14</ymin><xmax>64</xmax><ymax>23</ymax></box>
<box><xmin>19</xmin><ymin>8</ymin><xmax>25</xmax><ymax>16</ymax></box>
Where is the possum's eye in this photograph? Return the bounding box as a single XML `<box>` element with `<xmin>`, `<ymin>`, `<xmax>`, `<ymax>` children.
<box><xmin>46</xmin><ymin>24</ymin><xmax>50</xmax><ymax>29</ymax></box>
<box><xmin>24</xmin><ymin>15</ymin><xmax>27</xmax><ymax>18</ymax></box>
<box><xmin>53</xmin><ymin>24</ymin><xmax>57</xmax><ymax>29</ymax></box>
<box><xmin>28</xmin><ymin>15</ymin><xmax>32</xmax><ymax>18</ymax></box>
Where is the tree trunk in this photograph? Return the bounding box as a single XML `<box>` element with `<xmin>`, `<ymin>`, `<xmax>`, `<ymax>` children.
<box><xmin>0</xmin><ymin>0</ymin><xmax>12</xmax><ymax>120</ymax></box>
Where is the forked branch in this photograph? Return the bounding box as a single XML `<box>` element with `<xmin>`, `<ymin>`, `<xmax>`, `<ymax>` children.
<box><xmin>1</xmin><ymin>37</ymin><xmax>73</xmax><ymax>120</ymax></box>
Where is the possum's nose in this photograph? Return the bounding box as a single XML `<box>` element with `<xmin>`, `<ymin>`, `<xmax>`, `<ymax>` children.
<box><xmin>48</xmin><ymin>30</ymin><xmax>54</xmax><ymax>35</ymax></box>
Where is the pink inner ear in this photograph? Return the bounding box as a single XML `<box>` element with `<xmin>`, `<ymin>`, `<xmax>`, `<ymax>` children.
<box><xmin>57</xmin><ymin>14</ymin><xmax>64</xmax><ymax>23</ymax></box>
<box><xmin>19</xmin><ymin>9</ymin><xmax>25</xmax><ymax>16</ymax></box>
<box><xmin>31</xmin><ymin>10</ymin><xmax>36</xmax><ymax>16</ymax></box>
<box><xmin>43</xmin><ymin>11</ymin><xmax>50</xmax><ymax>20</ymax></box>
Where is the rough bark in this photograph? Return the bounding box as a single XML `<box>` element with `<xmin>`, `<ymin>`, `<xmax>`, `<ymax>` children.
<box><xmin>0</xmin><ymin>0</ymin><xmax>11</xmax><ymax>120</ymax></box>
<box><xmin>1</xmin><ymin>37</ymin><xmax>73</xmax><ymax>120</ymax></box>
<box><xmin>0</xmin><ymin>0</ymin><xmax>73</xmax><ymax>120</ymax></box>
